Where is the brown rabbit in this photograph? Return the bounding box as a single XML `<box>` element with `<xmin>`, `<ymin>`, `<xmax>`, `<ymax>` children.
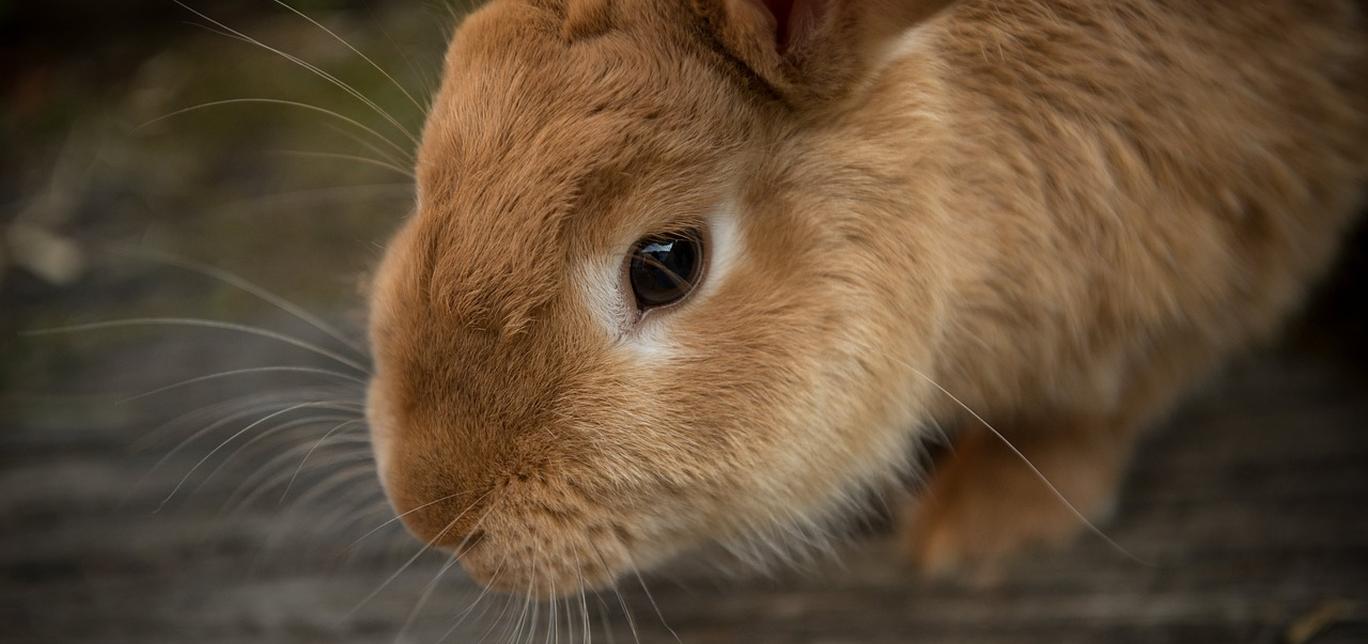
<box><xmin>363</xmin><ymin>0</ymin><xmax>1367</xmax><ymax>594</ymax></box>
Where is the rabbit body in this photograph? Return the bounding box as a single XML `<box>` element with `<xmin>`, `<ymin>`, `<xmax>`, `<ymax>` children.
<box><xmin>364</xmin><ymin>0</ymin><xmax>1368</xmax><ymax>591</ymax></box>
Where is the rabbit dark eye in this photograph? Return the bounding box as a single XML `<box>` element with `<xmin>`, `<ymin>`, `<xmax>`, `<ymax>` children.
<box><xmin>628</xmin><ymin>230</ymin><xmax>704</xmax><ymax>311</ymax></box>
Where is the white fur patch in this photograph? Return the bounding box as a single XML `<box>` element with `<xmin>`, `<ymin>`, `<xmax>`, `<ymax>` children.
<box><xmin>625</xmin><ymin>319</ymin><xmax>674</xmax><ymax>358</ymax></box>
<box><xmin>576</xmin><ymin>251</ymin><xmax>632</xmax><ymax>338</ymax></box>
<box><xmin>696</xmin><ymin>198</ymin><xmax>741</xmax><ymax>303</ymax></box>
<box><xmin>875</xmin><ymin>23</ymin><xmax>935</xmax><ymax>74</ymax></box>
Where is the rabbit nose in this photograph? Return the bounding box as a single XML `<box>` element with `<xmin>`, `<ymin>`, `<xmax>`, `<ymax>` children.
<box><xmin>389</xmin><ymin>486</ymin><xmax>493</xmax><ymax>550</ymax></box>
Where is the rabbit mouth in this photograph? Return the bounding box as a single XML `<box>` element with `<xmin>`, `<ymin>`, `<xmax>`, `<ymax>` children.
<box><xmin>449</xmin><ymin>497</ymin><xmax>644</xmax><ymax>598</ymax></box>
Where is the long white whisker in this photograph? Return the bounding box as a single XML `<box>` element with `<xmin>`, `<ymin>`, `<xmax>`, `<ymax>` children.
<box><xmin>350</xmin><ymin>488</ymin><xmax>494</xmax><ymax>613</ymax></box>
<box><xmin>509</xmin><ymin>565</ymin><xmax>533</xmax><ymax>644</ymax></box>
<box><xmin>439</xmin><ymin>551</ymin><xmax>508</xmax><ymax>642</ymax></box>
<box><xmin>593</xmin><ymin>593</ymin><xmax>616</xmax><ymax>644</ymax></box>
<box><xmin>120</xmin><ymin>366</ymin><xmax>365</xmax><ymax>403</ymax></box>
<box><xmin>137</xmin><ymin>97</ymin><xmax>412</xmax><ymax>161</ymax></box>
<box><xmin>25</xmin><ymin>318</ymin><xmax>370</xmax><ymax>374</ymax></box>
<box><xmin>281</xmin><ymin>459</ymin><xmax>376</xmax><ymax>511</ymax></box>
<box><xmin>279</xmin><ymin>418</ymin><xmax>367</xmax><ymax>502</ymax></box>
<box><xmin>547</xmin><ymin>581</ymin><xmax>558</xmax><ymax>644</ymax></box>
<box><xmin>199</xmin><ymin>414</ymin><xmax>355</xmax><ymax>498</ymax></box>
<box><xmin>175</xmin><ymin>1</ymin><xmax>420</xmax><ymax>147</ymax></box>
<box><xmin>473</xmin><ymin>592</ymin><xmax>516</xmax><ymax>644</ymax></box>
<box><xmin>377</xmin><ymin>24</ymin><xmax>438</xmax><ymax>106</ymax></box>
<box><xmin>529</xmin><ymin>565</ymin><xmax>544</xmax><ymax>644</ymax></box>
<box><xmin>321</xmin><ymin>122</ymin><xmax>411</xmax><ymax>171</ymax></box>
<box><xmin>270</xmin><ymin>0</ymin><xmax>428</xmax><ymax>114</ymax></box>
<box><xmin>529</xmin><ymin>576</ymin><xmax>545</xmax><ymax>644</ymax></box>
<box><xmin>279</xmin><ymin>460</ymin><xmax>377</xmax><ymax>514</ymax></box>
<box><xmin>158</xmin><ymin>400</ymin><xmax>355</xmax><ymax>510</ymax></box>
<box><xmin>394</xmin><ymin>553</ymin><xmax>462</xmax><ymax>643</ymax></box>
<box><xmin>294</xmin><ymin>495</ymin><xmax>389</xmax><ymax>568</ymax></box>
<box><xmin>267</xmin><ymin>149</ymin><xmax>416</xmax><ymax>179</ymax></box>
<box><xmin>627</xmin><ymin>562</ymin><xmax>678</xmax><ymax>644</ymax></box>
<box><xmin>107</xmin><ymin>248</ymin><xmax>371</xmax><ymax>357</ymax></box>
<box><xmin>130</xmin><ymin>391</ymin><xmax>310</xmax><ymax>453</ymax></box>
<box><xmin>332</xmin><ymin>502</ymin><xmax>393</xmax><ymax>548</ymax></box>
<box><xmin>144</xmin><ymin>398</ymin><xmax>317</xmax><ymax>491</ymax></box>
<box><xmin>510</xmin><ymin>550</ymin><xmax>537</xmax><ymax>644</ymax></box>
<box><xmin>454</xmin><ymin>585</ymin><xmax>505</xmax><ymax>644</ymax></box>
<box><xmin>203</xmin><ymin>182</ymin><xmax>414</xmax><ymax>219</ymax></box>
<box><xmin>252</xmin><ymin>462</ymin><xmax>379</xmax><ymax>563</ymax></box>
<box><xmin>559</xmin><ymin>595</ymin><xmax>567</xmax><ymax>644</ymax></box>
<box><xmin>345</xmin><ymin>490</ymin><xmax>467</xmax><ymax>551</ymax></box>
<box><xmin>905</xmin><ymin>364</ymin><xmax>1153</xmax><ymax>566</ymax></box>
<box><xmin>122</xmin><ymin>390</ymin><xmax>359</xmax><ymax>508</ymax></box>
<box><xmin>588</xmin><ymin>544</ymin><xmax>639</xmax><ymax>644</ymax></box>
<box><xmin>300</xmin><ymin>490</ymin><xmax>389</xmax><ymax>560</ymax></box>
<box><xmin>392</xmin><ymin>506</ymin><xmax>494</xmax><ymax>643</ymax></box>
<box><xmin>573</xmin><ymin>551</ymin><xmax>591</xmax><ymax>644</ymax></box>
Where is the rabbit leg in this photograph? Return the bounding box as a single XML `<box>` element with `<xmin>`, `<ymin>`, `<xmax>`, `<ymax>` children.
<box><xmin>900</xmin><ymin>413</ymin><xmax>1138</xmax><ymax>574</ymax></box>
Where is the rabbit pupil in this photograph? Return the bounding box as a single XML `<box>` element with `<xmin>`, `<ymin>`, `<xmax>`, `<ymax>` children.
<box><xmin>628</xmin><ymin>232</ymin><xmax>703</xmax><ymax>310</ymax></box>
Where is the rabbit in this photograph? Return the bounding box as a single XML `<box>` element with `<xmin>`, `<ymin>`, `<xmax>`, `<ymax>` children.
<box><xmin>362</xmin><ymin>0</ymin><xmax>1367</xmax><ymax>594</ymax></box>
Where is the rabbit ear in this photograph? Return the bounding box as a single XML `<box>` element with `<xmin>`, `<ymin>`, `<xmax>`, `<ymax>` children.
<box><xmin>694</xmin><ymin>0</ymin><xmax>957</xmax><ymax>103</ymax></box>
<box><xmin>751</xmin><ymin>0</ymin><xmax>832</xmax><ymax>55</ymax></box>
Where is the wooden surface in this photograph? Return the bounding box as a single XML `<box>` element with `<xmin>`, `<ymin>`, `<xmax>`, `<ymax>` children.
<box><xmin>2</xmin><ymin>242</ymin><xmax>1366</xmax><ymax>644</ymax></box>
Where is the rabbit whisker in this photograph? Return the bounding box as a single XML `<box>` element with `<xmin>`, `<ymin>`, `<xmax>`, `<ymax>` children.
<box><xmin>345</xmin><ymin>489</ymin><xmax>470</xmax><ymax>551</ymax></box>
<box><xmin>141</xmin><ymin>398</ymin><xmax>326</xmax><ymax>496</ymax></box>
<box><xmin>626</xmin><ymin>556</ymin><xmax>678</xmax><ymax>644</ymax></box>
<box><xmin>279</xmin><ymin>418</ymin><xmax>368</xmax><ymax>502</ymax></box>
<box><xmin>438</xmin><ymin>549</ymin><xmax>508</xmax><ymax>643</ymax></box>
<box><xmin>573</xmin><ymin>551</ymin><xmax>591</xmax><ymax>644</ymax></box>
<box><xmin>903</xmin><ymin>363</ymin><xmax>1153</xmax><ymax>567</ymax></box>
<box><xmin>507</xmin><ymin>554</ymin><xmax>536</xmax><ymax>644</ymax></box>
<box><xmin>120</xmin><ymin>366</ymin><xmax>365</xmax><ymax>404</ymax></box>
<box><xmin>280</xmin><ymin>459</ymin><xmax>378</xmax><ymax>513</ymax></box>
<box><xmin>267</xmin><ymin>149</ymin><xmax>417</xmax><ymax>179</ymax></box>
<box><xmin>174</xmin><ymin>1</ymin><xmax>420</xmax><ymax>147</ymax></box>
<box><xmin>269</xmin><ymin>0</ymin><xmax>428</xmax><ymax>115</ymax></box>
<box><xmin>25</xmin><ymin>318</ymin><xmax>370</xmax><ymax>374</ymax></box>
<box><xmin>377</xmin><ymin>23</ymin><xmax>438</xmax><ymax>103</ymax></box>
<box><xmin>333</xmin><ymin>503</ymin><xmax>394</xmax><ymax>553</ymax></box>
<box><xmin>472</xmin><ymin>588</ymin><xmax>516</xmax><ymax>644</ymax></box>
<box><xmin>592</xmin><ymin>592</ymin><xmax>614</xmax><ymax>644</ymax></box>
<box><xmin>251</xmin><ymin>462</ymin><xmax>380</xmax><ymax>565</ymax></box>
<box><xmin>547</xmin><ymin>584</ymin><xmax>558</xmax><ymax>644</ymax></box>
<box><xmin>138</xmin><ymin>97</ymin><xmax>413</xmax><ymax>162</ymax></box>
<box><xmin>131</xmin><ymin>389</ymin><xmax>326</xmax><ymax>453</ymax></box>
<box><xmin>588</xmin><ymin>542</ymin><xmax>640</xmax><ymax>644</ymax></box>
<box><xmin>202</xmin><ymin>182</ymin><xmax>414</xmax><ymax>219</ymax></box>
<box><xmin>321</xmin><ymin>121</ymin><xmax>413</xmax><ymax>170</ymax></box>
<box><xmin>159</xmin><ymin>399</ymin><xmax>358</xmax><ymax>510</ymax></box>
<box><xmin>216</xmin><ymin>416</ymin><xmax>358</xmax><ymax>510</ymax></box>
<box><xmin>393</xmin><ymin>551</ymin><xmax>463</xmax><ymax>643</ymax></box>
<box><xmin>351</xmin><ymin>487</ymin><xmax>494</xmax><ymax>614</ymax></box>
<box><xmin>108</xmin><ymin>247</ymin><xmax>369</xmax><ymax>357</ymax></box>
<box><xmin>199</xmin><ymin>414</ymin><xmax>355</xmax><ymax>499</ymax></box>
<box><xmin>234</xmin><ymin>445</ymin><xmax>373</xmax><ymax>515</ymax></box>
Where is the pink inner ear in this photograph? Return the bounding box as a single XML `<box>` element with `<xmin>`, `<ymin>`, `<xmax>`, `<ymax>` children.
<box><xmin>757</xmin><ymin>0</ymin><xmax>824</xmax><ymax>54</ymax></box>
<box><xmin>762</xmin><ymin>0</ymin><xmax>795</xmax><ymax>44</ymax></box>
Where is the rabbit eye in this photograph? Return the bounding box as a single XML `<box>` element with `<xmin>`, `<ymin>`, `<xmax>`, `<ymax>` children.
<box><xmin>627</xmin><ymin>230</ymin><xmax>704</xmax><ymax>312</ymax></box>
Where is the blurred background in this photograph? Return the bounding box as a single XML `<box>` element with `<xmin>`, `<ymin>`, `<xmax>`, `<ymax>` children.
<box><xmin>2</xmin><ymin>1</ymin><xmax>1367</xmax><ymax>642</ymax></box>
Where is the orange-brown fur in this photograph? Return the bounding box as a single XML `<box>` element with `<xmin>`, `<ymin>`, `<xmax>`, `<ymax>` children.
<box><xmin>365</xmin><ymin>0</ymin><xmax>1368</xmax><ymax>595</ymax></box>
